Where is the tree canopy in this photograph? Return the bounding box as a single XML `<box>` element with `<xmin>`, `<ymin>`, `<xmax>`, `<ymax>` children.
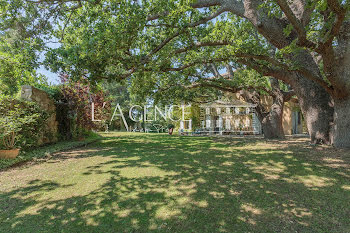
<box><xmin>2</xmin><ymin>0</ymin><xmax>350</xmax><ymax>147</ymax></box>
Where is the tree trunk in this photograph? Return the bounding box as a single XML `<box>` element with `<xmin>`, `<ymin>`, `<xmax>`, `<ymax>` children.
<box><xmin>261</xmin><ymin>93</ymin><xmax>285</xmax><ymax>139</ymax></box>
<box><xmin>333</xmin><ymin>98</ymin><xmax>350</xmax><ymax>148</ymax></box>
<box><xmin>291</xmin><ymin>76</ymin><xmax>334</xmax><ymax>144</ymax></box>
<box><xmin>240</xmin><ymin>0</ymin><xmax>335</xmax><ymax>144</ymax></box>
<box><xmin>261</xmin><ymin>118</ymin><xmax>284</xmax><ymax>139</ymax></box>
<box><xmin>239</xmin><ymin>78</ymin><xmax>286</xmax><ymax>140</ymax></box>
<box><xmin>194</xmin><ymin>0</ymin><xmax>336</xmax><ymax>144</ymax></box>
<box><xmin>331</xmin><ymin>25</ymin><xmax>350</xmax><ymax>148</ymax></box>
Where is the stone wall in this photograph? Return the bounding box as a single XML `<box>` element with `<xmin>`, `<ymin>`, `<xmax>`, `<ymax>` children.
<box><xmin>21</xmin><ymin>85</ymin><xmax>58</xmax><ymax>145</ymax></box>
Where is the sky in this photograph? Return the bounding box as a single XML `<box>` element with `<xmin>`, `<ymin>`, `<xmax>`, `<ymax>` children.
<box><xmin>38</xmin><ymin>41</ymin><xmax>60</xmax><ymax>85</ymax></box>
<box><xmin>38</xmin><ymin>65</ymin><xmax>60</xmax><ymax>85</ymax></box>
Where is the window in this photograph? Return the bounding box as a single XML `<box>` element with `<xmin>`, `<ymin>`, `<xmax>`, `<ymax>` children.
<box><xmin>225</xmin><ymin>119</ymin><xmax>231</xmax><ymax>130</ymax></box>
<box><xmin>206</xmin><ymin>119</ymin><xmax>211</xmax><ymax>128</ymax></box>
<box><xmin>206</xmin><ymin>108</ymin><xmax>210</xmax><ymax>115</ymax></box>
<box><xmin>235</xmin><ymin>108</ymin><xmax>240</xmax><ymax>114</ymax></box>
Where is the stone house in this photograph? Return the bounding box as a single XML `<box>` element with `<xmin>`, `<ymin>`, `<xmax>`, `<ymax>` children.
<box><xmin>180</xmin><ymin>94</ymin><xmax>305</xmax><ymax>136</ymax></box>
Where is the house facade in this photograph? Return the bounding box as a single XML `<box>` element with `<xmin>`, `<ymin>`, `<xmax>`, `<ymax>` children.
<box><xmin>198</xmin><ymin>99</ymin><xmax>261</xmax><ymax>135</ymax></box>
<box><xmin>179</xmin><ymin>94</ymin><xmax>305</xmax><ymax>136</ymax></box>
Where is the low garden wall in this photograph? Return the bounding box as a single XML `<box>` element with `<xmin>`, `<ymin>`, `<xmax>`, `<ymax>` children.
<box><xmin>21</xmin><ymin>85</ymin><xmax>58</xmax><ymax>145</ymax></box>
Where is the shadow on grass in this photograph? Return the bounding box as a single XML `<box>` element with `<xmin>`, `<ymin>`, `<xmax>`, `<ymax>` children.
<box><xmin>1</xmin><ymin>133</ymin><xmax>350</xmax><ymax>232</ymax></box>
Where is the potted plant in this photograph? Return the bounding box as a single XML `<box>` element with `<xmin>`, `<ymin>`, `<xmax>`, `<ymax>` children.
<box><xmin>0</xmin><ymin>109</ymin><xmax>24</xmax><ymax>159</ymax></box>
<box><xmin>0</xmin><ymin>116</ymin><xmax>21</xmax><ymax>159</ymax></box>
<box><xmin>0</xmin><ymin>131</ymin><xmax>20</xmax><ymax>159</ymax></box>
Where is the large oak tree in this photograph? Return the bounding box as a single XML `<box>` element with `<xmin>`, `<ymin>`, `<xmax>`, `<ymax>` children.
<box><xmin>8</xmin><ymin>0</ymin><xmax>350</xmax><ymax>147</ymax></box>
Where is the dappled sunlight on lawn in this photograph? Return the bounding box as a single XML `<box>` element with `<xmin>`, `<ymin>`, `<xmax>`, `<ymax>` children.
<box><xmin>1</xmin><ymin>132</ymin><xmax>350</xmax><ymax>232</ymax></box>
<box><xmin>293</xmin><ymin>175</ymin><xmax>336</xmax><ymax>188</ymax></box>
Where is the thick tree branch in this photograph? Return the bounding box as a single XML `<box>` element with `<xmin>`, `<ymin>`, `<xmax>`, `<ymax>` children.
<box><xmin>235</xmin><ymin>53</ymin><xmax>335</xmax><ymax>95</ymax></box>
<box><xmin>327</xmin><ymin>0</ymin><xmax>345</xmax><ymax>14</ymax></box>
<box><xmin>191</xmin><ymin>0</ymin><xmax>222</xmax><ymax>8</ymax></box>
<box><xmin>148</xmin><ymin>0</ymin><xmax>243</xmax><ymax>22</ymax></box>
<box><xmin>144</xmin><ymin>6</ymin><xmax>227</xmax><ymax>62</ymax></box>
<box><xmin>147</xmin><ymin>11</ymin><xmax>170</xmax><ymax>21</ymax></box>
<box><xmin>323</xmin><ymin>0</ymin><xmax>347</xmax><ymax>47</ymax></box>
<box><xmin>237</xmin><ymin>58</ymin><xmax>299</xmax><ymax>88</ymax></box>
<box><xmin>275</xmin><ymin>0</ymin><xmax>317</xmax><ymax>49</ymax></box>
<box><xmin>174</xmin><ymin>41</ymin><xmax>229</xmax><ymax>54</ymax></box>
<box><xmin>276</xmin><ymin>0</ymin><xmax>305</xmax><ymax>35</ymax></box>
<box><xmin>209</xmin><ymin>63</ymin><xmax>221</xmax><ymax>78</ymax></box>
<box><xmin>226</xmin><ymin>64</ymin><xmax>235</xmax><ymax>78</ymax></box>
<box><xmin>283</xmin><ymin>90</ymin><xmax>296</xmax><ymax>102</ymax></box>
<box><xmin>158</xmin><ymin>57</ymin><xmax>230</xmax><ymax>72</ymax></box>
<box><xmin>187</xmin><ymin>82</ymin><xmax>238</xmax><ymax>93</ymax></box>
<box><xmin>314</xmin><ymin>1</ymin><xmax>348</xmax><ymax>97</ymax></box>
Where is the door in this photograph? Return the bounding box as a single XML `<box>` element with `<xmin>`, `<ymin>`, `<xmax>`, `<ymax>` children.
<box><xmin>292</xmin><ymin>111</ymin><xmax>299</xmax><ymax>134</ymax></box>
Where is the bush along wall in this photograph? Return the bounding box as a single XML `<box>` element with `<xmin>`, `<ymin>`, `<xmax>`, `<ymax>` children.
<box><xmin>1</xmin><ymin>73</ymin><xmax>111</xmax><ymax>149</ymax></box>
<box><xmin>39</xmin><ymin>85</ymin><xmax>74</xmax><ymax>141</ymax></box>
<box><xmin>58</xmin><ymin>75</ymin><xmax>110</xmax><ymax>139</ymax></box>
<box><xmin>0</xmin><ymin>81</ymin><xmax>108</xmax><ymax>154</ymax></box>
<box><xmin>21</xmin><ymin>85</ymin><xmax>59</xmax><ymax>144</ymax></box>
<box><xmin>0</xmin><ymin>95</ymin><xmax>50</xmax><ymax>150</ymax></box>
<box><xmin>39</xmin><ymin>76</ymin><xmax>110</xmax><ymax>141</ymax></box>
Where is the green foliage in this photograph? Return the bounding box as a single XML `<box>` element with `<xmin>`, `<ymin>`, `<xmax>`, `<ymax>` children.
<box><xmin>1</xmin><ymin>0</ymin><xmax>347</xmax><ymax>118</ymax></box>
<box><xmin>190</xmin><ymin>104</ymin><xmax>201</xmax><ymax>129</ymax></box>
<box><xmin>0</xmin><ymin>48</ymin><xmax>48</xmax><ymax>96</ymax></box>
<box><xmin>36</xmin><ymin>0</ymin><xmax>276</xmax><ymax>105</ymax></box>
<box><xmin>0</xmin><ymin>33</ymin><xmax>48</xmax><ymax>96</ymax></box>
<box><xmin>57</xmin><ymin>76</ymin><xmax>110</xmax><ymax>138</ymax></box>
<box><xmin>2</xmin><ymin>0</ymin><xmax>348</xmax><ymax>84</ymax></box>
<box><xmin>0</xmin><ymin>96</ymin><xmax>50</xmax><ymax>149</ymax></box>
<box><xmin>0</xmin><ymin>0</ymin><xmax>53</xmax><ymax>97</ymax></box>
<box><xmin>38</xmin><ymin>85</ymin><xmax>63</xmax><ymax>101</ymax></box>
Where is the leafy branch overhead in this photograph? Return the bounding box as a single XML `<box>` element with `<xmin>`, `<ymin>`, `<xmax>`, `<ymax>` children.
<box><xmin>2</xmin><ymin>0</ymin><xmax>350</xmax><ymax>146</ymax></box>
<box><xmin>17</xmin><ymin>0</ymin><xmax>346</xmax><ymax>97</ymax></box>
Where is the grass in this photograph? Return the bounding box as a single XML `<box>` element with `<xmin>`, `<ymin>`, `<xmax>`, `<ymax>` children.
<box><xmin>0</xmin><ymin>133</ymin><xmax>101</xmax><ymax>170</ymax></box>
<box><xmin>0</xmin><ymin>132</ymin><xmax>350</xmax><ymax>232</ymax></box>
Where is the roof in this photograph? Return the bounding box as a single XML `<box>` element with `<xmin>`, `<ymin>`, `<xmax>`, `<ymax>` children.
<box><xmin>200</xmin><ymin>99</ymin><xmax>256</xmax><ymax>108</ymax></box>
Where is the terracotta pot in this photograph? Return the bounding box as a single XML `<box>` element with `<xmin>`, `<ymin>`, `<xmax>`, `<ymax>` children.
<box><xmin>0</xmin><ymin>149</ymin><xmax>20</xmax><ymax>159</ymax></box>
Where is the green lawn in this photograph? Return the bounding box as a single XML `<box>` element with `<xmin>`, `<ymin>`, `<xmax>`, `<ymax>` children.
<box><xmin>1</xmin><ymin>133</ymin><xmax>350</xmax><ymax>232</ymax></box>
<box><xmin>0</xmin><ymin>132</ymin><xmax>101</xmax><ymax>170</ymax></box>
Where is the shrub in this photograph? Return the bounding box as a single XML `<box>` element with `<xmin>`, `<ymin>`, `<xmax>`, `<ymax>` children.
<box><xmin>0</xmin><ymin>96</ymin><xmax>50</xmax><ymax>149</ymax></box>
<box><xmin>59</xmin><ymin>75</ymin><xmax>109</xmax><ymax>139</ymax></box>
<box><xmin>38</xmin><ymin>85</ymin><xmax>63</xmax><ymax>101</ymax></box>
